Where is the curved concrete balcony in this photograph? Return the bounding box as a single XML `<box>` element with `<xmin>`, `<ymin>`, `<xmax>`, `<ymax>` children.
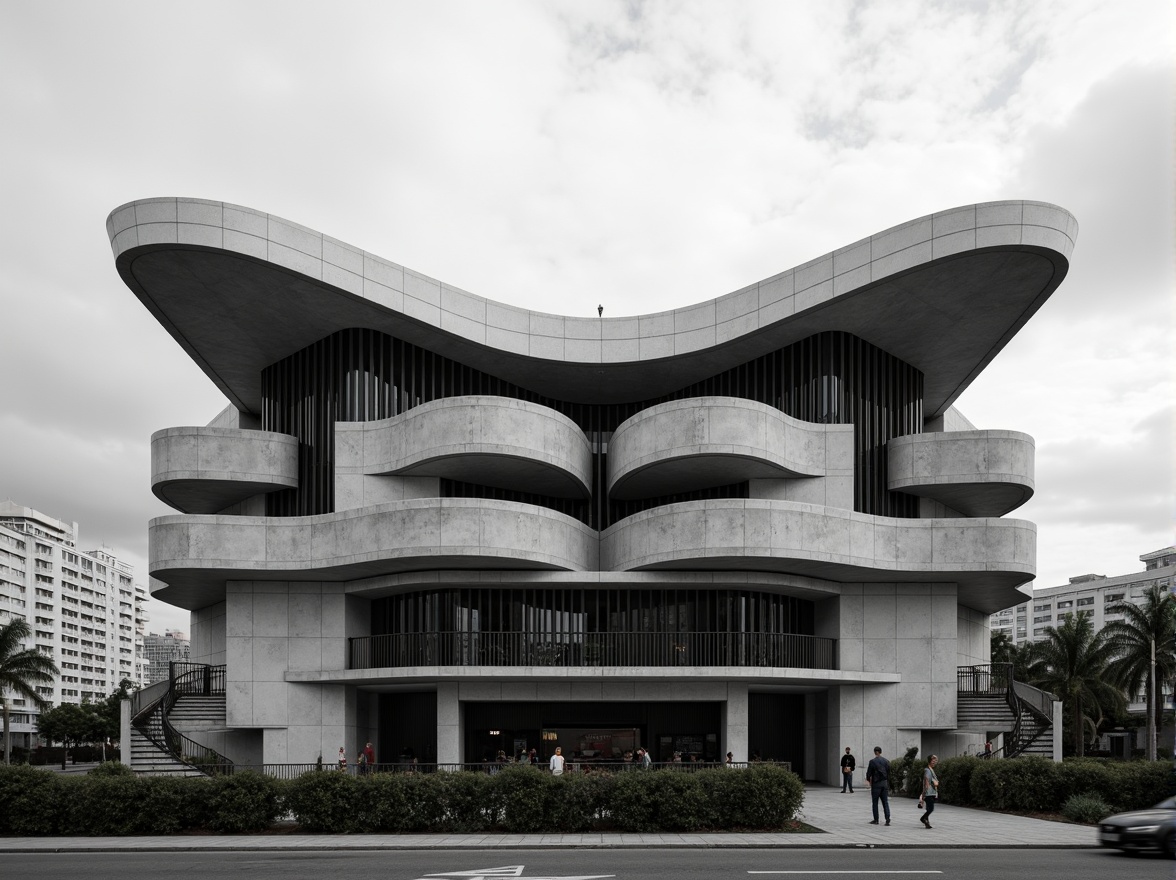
<box><xmin>337</xmin><ymin>396</ymin><xmax>592</xmax><ymax>498</ymax></box>
<box><xmin>608</xmin><ymin>397</ymin><xmax>848</xmax><ymax>499</ymax></box>
<box><xmin>887</xmin><ymin>430</ymin><xmax>1035</xmax><ymax>516</ymax></box>
<box><xmin>601</xmin><ymin>499</ymin><xmax>1035</xmax><ymax>614</ymax></box>
<box><xmin>149</xmin><ymin>499</ymin><xmax>599</xmax><ymax>609</ymax></box>
<box><xmin>151</xmin><ymin>427</ymin><xmax>299</xmax><ymax>514</ymax></box>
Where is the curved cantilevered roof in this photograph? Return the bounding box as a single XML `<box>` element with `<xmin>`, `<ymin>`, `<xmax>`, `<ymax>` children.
<box><xmin>107</xmin><ymin>198</ymin><xmax>1075</xmax><ymax>414</ymax></box>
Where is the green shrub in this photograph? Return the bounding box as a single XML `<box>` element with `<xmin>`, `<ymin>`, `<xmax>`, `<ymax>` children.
<box><xmin>206</xmin><ymin>772</ymin><xmax>284</xmax><ymax>833</ymax></box>
<box><xmin>935</xmin><ymin>756</ymin><xmax>979</xmax><ymax>805</ymax></box>
<box><xmin>645</xmin><ymin>770</ymin><xmax>706</xmax><ymax>831</ymax></box>
<box><xmin>609</xmin><ymin>769</ymin><xmax>656</xmax><ymax>831</ymax></box>
<box><xmin>139</xmin><ymin>776</ymin><xmax>206</xmax><ymax>834</ymax></box>
<box><xmin>66</xmin><ymin>774</ymin><xmax>143</xmax><ymax>835</ymax></box>
<box><xmin>887</xmin><ymin>747</ymin><xmax>921</xmax><ymax>798</ymax></box>
<box><xmin>357</xmin><ymin>772</ymin><xmax>412</xmax><ymax>832</ymax></box>
<box><xmin>1061</xmin><ymin>793</ymin><xmax>1113</xmax><ymax>824</ymax></box>
<box><xmin>544</xmin><ymin>772</ymin><xmax>611</xmax><ymax>832</ymax></box>
<box><xmin>286</xmin><ymin>770</ymin><xmax>359</xmax><ymax>832</ymax></box>
<box><xmin>492</xmin><ymin>766</ymin><xmax>550</xmax><ymax>833</ymax></box>
<box><xmin>723</xmin><ymin>764</ymin><xmax>804</xmax><ymax>829</ymax></box>
<box><xmin>969</xmin><ymin>756</ymin><xmax>1059</xmax><ymax>811</ymax></box>
<box><xmin>0</xmin><ymin>765</ymin><xmax>69</xmax><ymax>835</ymax></box>
<box><xmin>692</xmin><ymin>764</ymin><xmax>803</xmax><ymax>830</ymax></box>
<box><xmin>1055</xmin><ymin>759</ymin><xmax>1113</xmax><ymax>807</ymax></box>
<box><xmin>434</xmin><ymin>770</ymin><xmax>491</xmax><ymax>832</ymax></box>
<box><xmin>87</xmin><ymin>761</ymin><xmax>134</xmax><ymax>777</ymax></box>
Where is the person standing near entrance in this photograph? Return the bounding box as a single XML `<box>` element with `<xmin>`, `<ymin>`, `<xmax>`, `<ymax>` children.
<box><xmin>549</xmin><ymin>746</ymin><xmax>565</xmax><ymax>776</ymax></box>
<box><xmin>918</xmin><ymin>755</ymin><xmax>939</xmax><ymax>828</ymax></box>
<box><xmin>865</xmin><ymin>746</ymin><xmax>891</xmax><ymax>825</ymax></box>
<box><xmin>840</xmin><ymin>746</ymin><xmax>856</xmax><ymax>792</ymax></box>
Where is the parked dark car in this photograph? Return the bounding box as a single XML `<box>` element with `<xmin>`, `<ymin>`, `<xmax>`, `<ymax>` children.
<box><xmin>1097</xmin><ymin>796</ymin><xmax>1176</xmax><ymax>857</ymax></box>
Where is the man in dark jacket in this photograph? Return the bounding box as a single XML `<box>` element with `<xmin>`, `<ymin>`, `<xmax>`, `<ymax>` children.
<box><xmin>839</xmin><ymin>746</ymin><xmax>856</xmax><ymax>793</ymax></box>
<box><xmin>865</xmin><ymin>746</ymin><xmax>891</xmax><ymax>825</ymax></box>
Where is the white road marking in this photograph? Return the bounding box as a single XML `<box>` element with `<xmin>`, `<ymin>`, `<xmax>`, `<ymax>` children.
<box><xmin>421</xmin><ymin>867</ymin><xmax>615</xmax><ymax>880</ymax></box>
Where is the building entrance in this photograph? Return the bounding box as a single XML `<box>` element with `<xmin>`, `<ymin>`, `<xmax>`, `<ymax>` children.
<box><xmin>464</xmin><ymin>700</ymin><xmax>722</xmax><ymax>765</ymax></box>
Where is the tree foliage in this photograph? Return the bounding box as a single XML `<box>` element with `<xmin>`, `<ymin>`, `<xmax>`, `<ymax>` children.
<box><xmin>1024</xmin><ymin>614</ymin><xmax>1124</xmax><ymax>756</ymax></box>
<box><xmin>0</xmin><ymin>617</ymin><xmax>60</xmax><ymax>764</ymax></box>
<box><xmin>1102</xmin><ymin>586</ymin><xmax>1176</xmax><ymax>760</ymax></box>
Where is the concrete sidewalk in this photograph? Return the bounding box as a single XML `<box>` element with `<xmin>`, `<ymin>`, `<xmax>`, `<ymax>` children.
<box><xmin>0</xmin><ymin>785</ymin><xmax>1096</xmax><ymax>851</ymax></box>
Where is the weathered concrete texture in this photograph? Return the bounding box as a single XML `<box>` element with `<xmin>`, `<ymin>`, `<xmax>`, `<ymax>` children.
<box><xmin>107</xmin><ymin>198</ymin><xmax>1075</xmax><ymax>414</ymax></box>
<box><xmin>888</xmin><ymin>430</ymin><xmax>1034</xmax><ymax>516</ymax></box>
<box><xmin>149</xmin><ymin>500</ymin><xmax>601</xmax><ymax>609</ymax></box>
<box><xmin>607</xmin><ymin>397</ymin><xmax>853</xmax><ymax>499</ymax></box>
<box><xmin>335</xmin><ymin>396</ymin><xmax>592</xmax><ymax>500</ymax></box>
<box><xmin>221</xmin><ymin>581</ymin><xmax>370</xmax><ymax>763</ymax></box>
<box><xmin>151</xmin><ymin>426</ymin><xmax>299</xmax><ymax>514</ymax></box>
<box><xmin>601</xmin><ymin>500</ymin><xmax>1034</xmax><ymax>614</ymax></box>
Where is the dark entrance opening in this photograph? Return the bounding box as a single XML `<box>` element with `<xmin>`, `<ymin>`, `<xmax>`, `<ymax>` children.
<box><xmin>377</xmin><ymin>691</ymin><xmax>437</xmax><ymax>765</ymax></box>
<box><xmin>464</xmin><ymin>700</ymin><xmax>721</xmax><ymax>764</ymax></box>
<box><xmin>748</xmin><ymin>692</ymin><xmax>806</xmax><ymax>769</ymax></box>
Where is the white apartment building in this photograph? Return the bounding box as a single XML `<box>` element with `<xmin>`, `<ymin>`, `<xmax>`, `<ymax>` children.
<box><xmin>0</xmin><ymin>501</ymin><xmax>147</xmax><ymax>750</ymax></box>
<box><xmin>990</xmin><ymin>545</ymin><xmax>1176</xmax><ymax>712</ymax></box>
<box><xmin>142</xmin><ymin>630</ymin><xmax>190</xmax><ymax>684</ymax></box>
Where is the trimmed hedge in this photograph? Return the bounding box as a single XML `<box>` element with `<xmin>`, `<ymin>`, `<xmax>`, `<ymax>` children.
<box><xmin>0</xmin><ymin>762</ymin><xmax>806</xmax><ymax>835</ymax></box>
<box><xmin>889</xmin><ymin>756</ymin><xmax>1174</xmax><ymax>817</ymax></box>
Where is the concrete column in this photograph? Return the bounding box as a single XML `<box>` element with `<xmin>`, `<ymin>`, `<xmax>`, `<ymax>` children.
<box><xmin>436</xmin><ymin>683</ymin><xmax>462</xmax><ymax>767</ymax></box>
<box><xmin>1051</xmin><ymin>700</ymin><xmax>1063</xmax><ymax>762</ymax></box>
<box><xmin>120</xmin><ymin>699</ymin><xmax>131</xmax><ymax>766</ymax></box>
<box><xmin>723</xmin><ymin>682</ymin><xmax>749</xmax><ymax>763</ymax></box>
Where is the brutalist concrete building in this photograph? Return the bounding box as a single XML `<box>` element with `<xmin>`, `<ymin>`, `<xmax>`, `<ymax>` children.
<box><xmin>109</xmin><ymin>197</ymin><xmax>1074</xmax><ymax>780</ymax></box>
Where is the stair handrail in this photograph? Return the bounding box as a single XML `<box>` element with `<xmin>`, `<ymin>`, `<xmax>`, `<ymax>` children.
<box><xmin>160</xmin><ymin>663</ymin><xmax>233</xmax><ymax>773</ymax></box>
<box><xmin>1012</xmin><ymin>680</ymin><xmax>1056</xmax><ymax>722</ymax></box>
<box><xmin>129</xmin><ymin>677</ymin><xmax>171</xmax><ymax>724</ymax></box>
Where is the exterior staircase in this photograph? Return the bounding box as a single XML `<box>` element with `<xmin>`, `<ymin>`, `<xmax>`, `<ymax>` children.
<box><xmin>128</xmin><ymin>662</ymin><xmax>233</xmax><ymax>776</ymax></box>
<box><xmin>957</xmin><ymin>664</ymin><xmax>1055</xmax><ymax>758</ymax></box>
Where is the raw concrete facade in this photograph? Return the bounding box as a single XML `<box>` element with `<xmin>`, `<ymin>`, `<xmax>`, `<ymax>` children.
<box><xmin>108</xmin><ymin>197</ymin><xmax>1075</xmax><ymax>779</ymax></box>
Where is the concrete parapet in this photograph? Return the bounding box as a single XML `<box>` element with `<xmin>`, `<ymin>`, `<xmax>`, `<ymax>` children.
<box><xmin>151</xmin><ymin>426</ymin><xmax>299</xmax><ymax>514</ymax></box>
<box><xmin>887</xmin><ymin>430</ymin><xmax>1034</xmax><ymax>516</ymax></box>
<box><xmin>607</xmin><ymin>397</ymin><xmax>852</xmax><ymax>499</ymax></box>
<box><xmin>149</xmin><ymin>499</ymin><xmax>600</xmax><ymax>610</ymax></box>
<box><xmin>336</xmin><ymin>396</ymin><xmax>592</xmax><ymax>499</ymax></box>
<box><xmin>601</xmin><ymin>499</ymin><xmax>1035</xmax><ymax>614</ymax></box>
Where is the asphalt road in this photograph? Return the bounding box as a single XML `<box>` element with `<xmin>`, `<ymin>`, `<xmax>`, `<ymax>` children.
<box><xmin>0</xmin><ymin>848</ymin><xmax>1170</xmax><ymax>880</ymax></box>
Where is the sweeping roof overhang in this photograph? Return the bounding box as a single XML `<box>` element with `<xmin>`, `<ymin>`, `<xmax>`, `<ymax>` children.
<box><xmin>107</xmin><ymin>199</ymin><xmax>1075</xmax><ymax>414</ymax></box>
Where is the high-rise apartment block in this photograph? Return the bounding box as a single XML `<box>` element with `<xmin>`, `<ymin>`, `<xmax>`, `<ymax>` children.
<box><xmin>142</xmin><ymin>630</ymin><xmax>191</xmax><ymax>684</ymax></box>
<box><xmin>0</xmin><ymin>501</ymin><xmax>147</xmax><ymax>749</ymax></box>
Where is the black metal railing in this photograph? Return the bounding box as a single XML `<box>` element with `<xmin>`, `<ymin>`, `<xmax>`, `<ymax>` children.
<box><xmin>131</xmin><ymin>663</ymin><xmax>233</xmax><ymax>774</ymax></box>
<box><xmin>160</xmin><ymin>663</ymin><xmax>232</xmax><ymax>771</ymax></box>
<box><xmin>169</xmin><ymin>660</ymin><xmax>227</xmax><ymax>696</ymax></box>
<box><xmin>958</xmin><ymin>663</ymin><xmax>1056</xmax><ymax>758</ymax></box>
<box><xmin>349</xmin><ymin>631</ymin><xmax>836</xmax><ymax>670</ymax></box>
<box><xmin>132</xmin><ymin>760</ymin><xmax>792</xmax><ymax>778</ymax></box>
<box><xmin>956</xmin><ymin>662</ymin><xmax>1012</xmax><ymax>695</ymax></box>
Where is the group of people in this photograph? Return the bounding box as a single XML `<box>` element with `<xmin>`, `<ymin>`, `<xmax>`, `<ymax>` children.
<box><xmin>839</xmin><ymin>746</ymin><xmax>940</xmax><ymax>829</ymax></box>
<box><xmin>336</xmin><ymin>742</ymin><xmax>378</xmax><ymax>773</ymax></box>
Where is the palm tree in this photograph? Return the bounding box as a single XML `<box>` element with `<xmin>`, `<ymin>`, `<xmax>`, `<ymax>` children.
<box><xmin>1103</xmin><ymin>585</ymin><xmax>1176</xmax><ymax>761</ymax></box>
<box><xmin>990</xmin><ymin>629</ymin><xmax>1042</xmax><ymax>683</ymax></box>
<box><xmin>0</xmin><ymin>617</ymin><xmax>60</xmax><ymax>764</ymax></box>
<box><xmin>1025</xmin><ymin>613</ymin><xmax>1123</xmax><ymax>756</ymax></box>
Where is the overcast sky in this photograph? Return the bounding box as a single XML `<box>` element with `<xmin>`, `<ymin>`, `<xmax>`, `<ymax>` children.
<box><xmin>1</xmin><ymin>1</ymin><xmax>1172</xmax><ymax>636</ymax></box>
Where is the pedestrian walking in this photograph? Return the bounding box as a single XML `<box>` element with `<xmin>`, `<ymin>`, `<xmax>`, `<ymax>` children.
<box><xmin>865</xmin><ymin>746</ymin><xmax>891</xmax><ymax>825</ymax></box>
<box><xmin>840</xmin><ymin>746</ymin><xmax>856</xmax><ymax>792</ymax></box>
<box><xmin>549</xmin><ymin>746</ymin><xmax>565</xmax><ymax>775</ymax></box>
<box><xmin>918</xmin><ymin>754</ymin><xmax>939</xmax><ymax>828</ymax></box>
